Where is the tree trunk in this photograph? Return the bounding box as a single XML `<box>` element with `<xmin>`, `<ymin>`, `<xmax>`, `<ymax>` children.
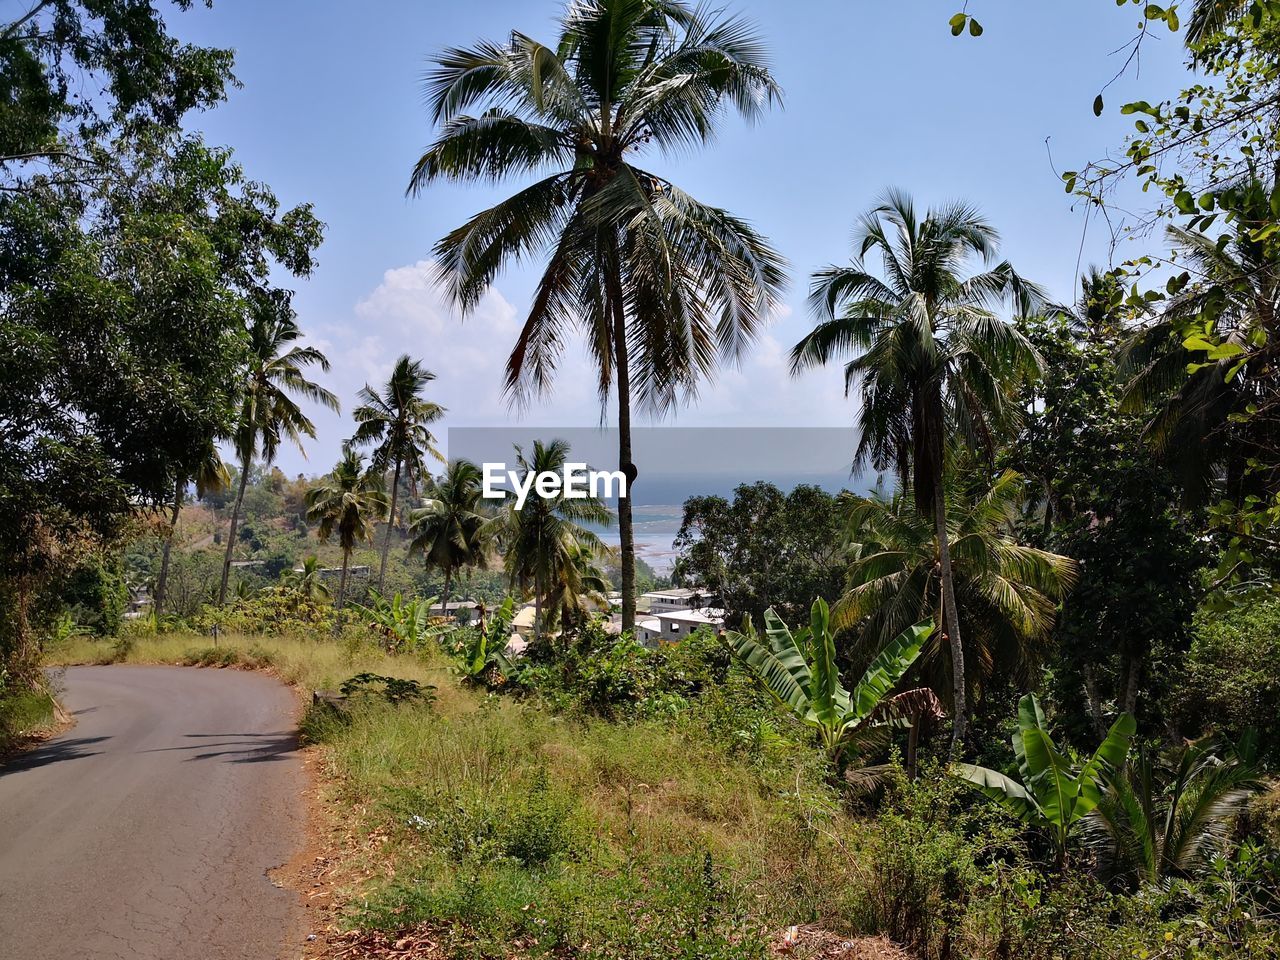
<box><xmin>218</xmin><ymin>459</ymin><xmax>250</xmax><ymax>606</ymax></box>
<box><xmin>935</xmin><ymin>481</ymin><xmax>968</xmax><ymax>759</ymax></box>
<box><xmin>906</xmin><ymin>717</ymin><xmax>921</xmax><ymax>781</ymax></box>
<box><xmin>1084</xmin><ymin>664</ymin><xmax>1107</xmax><ymax>737</ymax></box>
<box><xmin>533</xmin><ymin>570</ymin><xmax>543</xmax><ymax>642</ymax></box>
<box><xmin>610</xmin><ymin>284</ymin><xmax>637</xmax><ymax>636</ymax></box>
<box><xmin>1122</xmin><ymin>654</ymin><xmax>1141</xmax><ymax>717</ymax></box>
<box><xmin>441</xmin><ymin>567</ymin><xmax>453</xmax><ymax>620</ymax></box>
<box><xmin>154</xmin><ymin>476</ymin><xmax>184</xmax><ymax>626</ymax></box>
<box><xmin>333</xmin><ymin>548</ymin><xmax>351</xmax><ymax>637</ymax></box>
<box><xmin>378</xmin><ymin>459</ymin><xmax>402</xmax><ymax>593</ymax></box>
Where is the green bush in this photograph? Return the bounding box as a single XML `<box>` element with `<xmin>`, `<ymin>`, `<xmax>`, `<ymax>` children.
<box><xmin>1173</xmin><ymin>599</ymin><xmax>1280</xmax><ymax>758</ymax></box>
<box><xmin>512</xmin><ymin>624</ymin><xmax>730</xmax><ymax>720</ymax></box>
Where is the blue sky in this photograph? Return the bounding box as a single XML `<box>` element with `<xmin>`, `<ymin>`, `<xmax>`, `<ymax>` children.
<box><xmin>176</xmin><ymin>1</ymin><xmax>1192</xmax><ymax>476</ymax></box>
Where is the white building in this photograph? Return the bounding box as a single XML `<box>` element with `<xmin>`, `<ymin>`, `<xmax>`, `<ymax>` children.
<box><xmin>636</xmin><ymin>604</ymin><xmax>725</xmax><ymax>646</ymax></box>
<box><xmin>636</xmin><ymin>587</ymin><xmax>709</xmax><ymax>615</ymax></box>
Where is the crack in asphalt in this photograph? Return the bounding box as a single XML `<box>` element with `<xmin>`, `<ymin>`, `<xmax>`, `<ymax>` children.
<box><xmin>0</xmin><ymin>665</ymin><xmax>306</xmax><ymax>960</ymax></box>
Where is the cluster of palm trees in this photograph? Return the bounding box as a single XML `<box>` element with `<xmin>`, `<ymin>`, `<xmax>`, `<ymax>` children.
<box><xmin>151</xmin><ymin>310</ymin><xmax>340</xmax><ymax>623</ymax></box>
<box><xmin>406</xmin><ymin>1</ymin><xmax>1072</xmax><ymax>755</ymax></box>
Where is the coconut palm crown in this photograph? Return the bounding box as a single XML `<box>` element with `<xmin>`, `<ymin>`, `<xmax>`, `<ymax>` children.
<box><xmin>346</xmin><ymin>354</ymin><xmax>446</xmax><ymax>590</ymax></box>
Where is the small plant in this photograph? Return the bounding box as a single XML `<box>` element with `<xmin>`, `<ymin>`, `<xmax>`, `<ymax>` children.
<box><xmin>724</xmin><ymin>597</ymin><xmax>938</xmax><ymax>768</ymax></box>
<box><xmin>953</xmin><ymin>693</ymin><xmax>1136</xmax><ymax>868</ymax></box>
<box><xmin>353</xmin><ymin>590</ymin><xmax>445</xmax><ymax>653</ymax></box>
<box><xmin>340</xmin><ymin>672</ymin><xmax>436</xmax><ymax>706</ymax></box>
<box><xmin>455</xmin><ymin>597</ymin><xmax>517</xmax><ymax>688</ymax></box>
<box><xmin>1085</xmin><ymin>732</ymin><xmax>1263</xmax><ymax>888</ymax></box>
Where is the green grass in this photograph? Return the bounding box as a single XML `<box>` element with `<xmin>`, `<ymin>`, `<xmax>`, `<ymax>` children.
<box><xmin>47</xmin><ymin>628</ymin><xmax>454</xmax><ymax>698</ymax></box>
<box><xmin>0</xmin><ymin>685</ymin><xmax>57</xmax><ymax>753</ymax></box>
<box><xmin>43</xmin><ymin>629</ymin><xmax>1257</xmax><ymax>960</ymax></box>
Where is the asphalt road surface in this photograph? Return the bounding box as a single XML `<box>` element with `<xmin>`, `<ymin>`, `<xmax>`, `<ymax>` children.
<box><xmin>0</xmin><ymin>665</ymin><xmax>305</xmax><ymax>960</ymax></box>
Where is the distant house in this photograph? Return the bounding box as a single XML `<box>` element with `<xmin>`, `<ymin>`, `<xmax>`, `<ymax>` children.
<box><xmin>636</xmin><ymin>606</ymin><xmax>725</xmax><ymax>647</ymax></box>
<box><xmin>428</xmin><ymin>600</ymin><xmax>479</xmax><ymax>621</ymax></box>
<box><xmin>637</xmin><ymin>587</ymin><xmax>709</xmax><ymax>616</ymax></box>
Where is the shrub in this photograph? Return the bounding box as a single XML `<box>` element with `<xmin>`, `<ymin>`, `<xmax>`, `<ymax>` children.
<box><xmin>1173</xmin><ymin>599</ymin><xmax>1280</xmax><ymax>759</ymax></box>
<box><xmin>340</xmin><ymin>672</ymin><xmax>436</xmax><ymax>706</ymax></box>
<box><xmin>513</xmin><ymin>624</ymin><xmax>730</xmax><ymax>720</ymax></box>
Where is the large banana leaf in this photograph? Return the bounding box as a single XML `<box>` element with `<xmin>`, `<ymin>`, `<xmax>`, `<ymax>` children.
<box><xmin>1074</xmin><ymin>712</ymin><xmax>1137</xmax><ymax>819</ymax></box>
<box><xmin>954</xmin><ymin>762</ymin><xmax>1042</xmax><ymax>822</ymax></box>
<box><xmin>1013</xmin><ymin>693</ymin><xmax>1047</xmax><ymax>786</ymax></box>
<box><xmin>807</xmin><ymin>598</ymin><xmax>845</xmax><ymax>727</ymax></box>
<box><xmin>1020</xmin><ymin>725</ymin><xmax>1077</xmax><ymax>827</ymax></box>
<box><xmin>726</xmin><ymin>613</ymin><xmax>811</xmax><ymax>717</ymax></box>
<box><xmin>847</xmin><ymin>620</ymin><xmax>934</xmax><ymax>721</ymax></box>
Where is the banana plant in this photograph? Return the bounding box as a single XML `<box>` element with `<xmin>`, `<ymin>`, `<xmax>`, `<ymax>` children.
<box><xmin>953</xmin><ymin>693</ymin><xmax>1136</xmax><ymax>868</ymax></box>
<box><xmin>456</xmin><ymin>597</ymin><xmax>517</xmax><ymax>688</ymax></box>
<box><xmin>725</xmin><ymin>597</ymin><xmax>937</xmax><ymax>767</ymax></box>
<box><xmin>353</xmin><ymin>591</ymin><xmax>445</xmax><ymax>653</ymax></box>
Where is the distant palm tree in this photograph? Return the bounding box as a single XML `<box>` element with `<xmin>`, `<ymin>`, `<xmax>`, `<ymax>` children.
<box><xmin>487</xmin><ymin>439</ymin><xmax>612</xmax><ymax>641</ymax></box>
<box><xmin>219</xmin><ymin>313</ymin><xmax>339</xmax><ymax>605</ymax></box>
<box><xmin>791</xmin><ymin>190</ymin><xmax>1043</xmax><ymax>754</ymax></box>
<box><xmin>545</xmin><ymin>540</ymin><xmax>612</xmax><ymax>634</ymax></box>
<box><xmin>347</xmin><ymin>355</ymin><xmax>446</xmax><ymax>591</ymax></box>
<box><xmin>407</xmin><ymin>459</ymin><xmax>489</xmax><ymax>614</ymax></box>
<box><xmin>282</xmin><ymin>555</ymin><xmax>331</xmax><ymax>602</ymax></box>
<box><xmin>155</xmin><ymin>441</ymin><xmax>228</xmax><ymax>624</ymax></box>
<box><xmin>304</xmin><ymin>452</ymin><xmax>388</xmax><ymax>618</ymax></box>
<box><xmin>837</xmin><ymin>470</ymin><xmax>1077</xmax><ymax>704</ymax></box>
<box><xmin>410</xmin><ymin>0</ymin><xmax>787</xmax><ymax>635</ymax></box>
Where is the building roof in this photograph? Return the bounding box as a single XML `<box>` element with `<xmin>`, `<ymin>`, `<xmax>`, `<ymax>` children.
<box><xmin>657</xmin><ymin>607</ymin><xmax>725</xmax><ymax>626</ymax></box>
<box><xmin>428</xmin><ymin>600</ymin><xmax>479</xmax><ymax>612</ymax></box>
<box><xmin>641</xmin><ymin>587</ymin><xmax>706</xmax><ymax>601</ymax></box>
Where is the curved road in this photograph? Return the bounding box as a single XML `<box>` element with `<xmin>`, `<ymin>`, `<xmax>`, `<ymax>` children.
<box><xmin>0</xmin><ymin>665</ymin><xmax>305</xmax><ymax>960</ymax></box>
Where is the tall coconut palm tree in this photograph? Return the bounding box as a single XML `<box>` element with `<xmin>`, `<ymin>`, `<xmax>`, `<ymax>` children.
<box><xmin>790</xmin><ymin>191</ymin><xmax>1043</xmax><ymax>754</ymax></box>
<box><xmin>407</xmin><ymin>458</ymin><xmax>489</xmax><ymax>615</ymax></box>
<box><xmin>409</xmin><ymin>0</ymin><xmax>787</xmax><ymax>635</ymax></box>
<box><xmin>155</xmin><ymin>441</ymin><xmax>229</xmax><ymax>625</ymax></box>
<box><xmin>304</xmin><ymin>452</ymin><xmax>389</xmax><ymax>619</ymax></box>
<box><xmin>487</xmin><ymin>439</ymin><xmax>612</xmax><ymax>641</ymax></box>
<box><xmin>347</xmin><ymin>355</ymin><xmax>446</xmax><ymax>591</ymax></box>
<box><xmin>836</xmin><ymin>470</ymin><xmax>1077</xmax><ymax>706</ymax></box>
<box><xmin>219</xmin><ymin>313</ymin><xmax>339</xmax><ymax>605</ymax></box>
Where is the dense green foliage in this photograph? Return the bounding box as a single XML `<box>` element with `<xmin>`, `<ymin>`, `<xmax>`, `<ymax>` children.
<box><xmin>673</xmin><ymin>482</ymin><xmax>845</xmax><ymax>627</ymax></box>
<box><xmin>10</xmin><ymin>1</ymin><xmax>1280</xmax><ymax>958</ymax></box>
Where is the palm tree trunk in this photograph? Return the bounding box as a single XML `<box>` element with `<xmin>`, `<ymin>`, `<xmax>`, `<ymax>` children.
<box><xmin>935</xmin><ymin>481</ymin><xmax>968</xmax><ymax>759</ymax></box>
<box><xmin>378</xmin><ymin>459</ymin><xmax>402</xmax><ymax>592</ymax></box>
<box><xmin>1122</xmin><ymin>654</ymin><xmax>1141</xmax><ymax>717</ymax></box>
<box><xmin>441</xmin><ymin>567</ymin><xmax>453</xmax><ymax>620</ymax></box>
<box><xmin>610</xmin><ymin>282</ymin><xmax>637</xmax><ymax>636</ymax></box>
<box><xmin>533</xmin><ymin>571</ymin><xmax>543</xmax><ymax>642</ymax></box>
<box><xmin>906</xmin><ymin>717</ymin><xmax>921</xmax><ymax>781</ymax></box>
<box><xmin>155</xmin><ymin>476</ymin><xmax>184</xmax><ymax>626</ymax></box>
<box><xmin>333</xmin><ymin>548</ymin><xmax>351</xmax><ymax>638</ymax></box>
<box><xmin>218</xmin><ymin>458</ymin><xmax>250</xmax><ymax>606</ymax></box>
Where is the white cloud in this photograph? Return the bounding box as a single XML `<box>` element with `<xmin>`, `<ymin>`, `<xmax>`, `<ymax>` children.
<box><xmin>284</xmin><ymin>260</ymin><xmax>859</xmax><ymax>474</ymax></box>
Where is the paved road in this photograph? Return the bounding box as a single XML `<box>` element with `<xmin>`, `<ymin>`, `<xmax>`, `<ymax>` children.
<box><xmin>0</xmin><ymin>665</ymin><xmax>305</xmax><ymax>960</ymax></box>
